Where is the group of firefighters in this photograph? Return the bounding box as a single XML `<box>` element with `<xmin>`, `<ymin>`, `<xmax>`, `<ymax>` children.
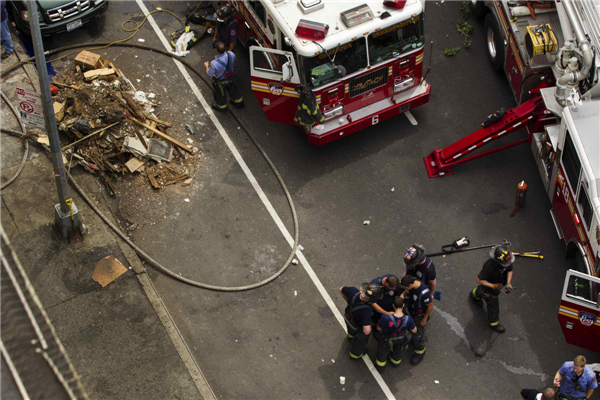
<box><xmin>340</xmin><ymin>243</ymin><xmax>597</xmax><ymax>399</ymax></box>
<box><xmin>340</xmin><ymin>243</ymin><xmax>437</xmax><ymax>371</ymax></box>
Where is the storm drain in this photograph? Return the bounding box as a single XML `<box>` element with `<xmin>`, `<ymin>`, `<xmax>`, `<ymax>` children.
<box><xmin>118</xmin><ymin>183</ymin><xmax>166</xmax><ymax>227</ymax></box>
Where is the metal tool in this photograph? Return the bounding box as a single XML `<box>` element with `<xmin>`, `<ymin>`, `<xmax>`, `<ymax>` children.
<box><xmin>427</xmin><ymin>238</ymin><xmax>511</xmax><ymax>258</ymax></box>
<box><xmin>513</xmin><ymin>252</ymin><xmax>544</xmax><ymax>259</ymax></box>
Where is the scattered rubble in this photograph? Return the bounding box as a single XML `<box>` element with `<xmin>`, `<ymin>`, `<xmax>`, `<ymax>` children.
<box><xmin>52</xmin><ymin>50</ymin><xmax>200</xmax><ymax>193</ymax></box>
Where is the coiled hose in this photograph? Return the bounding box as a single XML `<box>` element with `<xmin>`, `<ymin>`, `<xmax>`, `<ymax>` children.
<box><xmin>0</xmin><ymin>42</ymin><xmax>299</xmax><ymax>292</ymax></box>
<box><xmin>1</xmin><ymin>91</ymin><xmax>29</xmax><ymax>190</ymax></box>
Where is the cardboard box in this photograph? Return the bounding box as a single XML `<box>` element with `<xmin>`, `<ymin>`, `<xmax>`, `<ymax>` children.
<box><xmin>74</xmin><ymin>51</ymin><xmax>102</xmax><ymax>70</ymax></box>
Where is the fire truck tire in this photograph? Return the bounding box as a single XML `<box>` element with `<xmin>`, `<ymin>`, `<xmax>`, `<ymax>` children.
<box><xmin>484</xmin><ymin>14</ymin><xmax>504</xmax><ymax>72</ymax></box>
<box><xmin>469</xmin><ymin>0</ymin><xmax>485</xmax><ymax>19</ymax></box>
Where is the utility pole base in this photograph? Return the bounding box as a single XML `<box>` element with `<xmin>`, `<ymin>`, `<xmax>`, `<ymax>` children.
<box><xmin>53</xmin><ymin>203</ymin><xmax>86</xmax><ymax>243</ymax></box>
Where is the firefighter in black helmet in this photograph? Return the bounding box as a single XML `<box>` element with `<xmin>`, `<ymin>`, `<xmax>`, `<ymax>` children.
<box><xmin>213</xmin><ymin>5</ymin><xmax>238</xmax><ymax>52</ymax></box>
<box><xmin>470</xmin><ymin>245</ymin><xmax>515</xmax><ymax>333</ymax></box>
<box><xmin>339</xmin><ymin>283</ymin><xmax>383</xmax><ymax>360</ymax></box>
<box><xmin>403</xmin><ymin>244</ymin><xmax>437</xmax><ymax>293</ymax></box>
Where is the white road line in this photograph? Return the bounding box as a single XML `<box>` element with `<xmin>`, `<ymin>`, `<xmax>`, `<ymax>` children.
<box><xmin>405</xmin><ymin>110</ymin><xmax>418</xmax><ymax>125</ymax></box>
<box><xmin>136</xmin><ymin>2</ymin><xmax>395</xmax><ymax>399</ymax></box>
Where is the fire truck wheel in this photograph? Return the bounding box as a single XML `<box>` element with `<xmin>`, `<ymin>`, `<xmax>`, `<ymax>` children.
<box><xmin>484</xmin><ymin>13</ymin><xmax>504</xmax><ymax>72</ymax></box>
<box><xmin>469</xmin><ymin>0</ymin><xmax>485</xmax><ymax>19</ymax></box>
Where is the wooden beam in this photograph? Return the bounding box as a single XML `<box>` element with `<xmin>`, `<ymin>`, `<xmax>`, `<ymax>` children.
<box><xmin>53</xmin><ymin>82</ymin><xmax>81</xmax><ymax>90</ymax></box>
<box><xmin>129</xmin><ymin>117</ymin><xmax>196</xmax><ymax>155</ymax></box>
<box><xmin>146</xmin><ymin>114</ymin><xmax>172</xmax><ymax>128</ymax></box>
<box><xmin>122</xmin><ymin>93</ymin><xmax>145</xmax><ymax>120</ymax></box>
<box><xmin>83</xmin><ymin>68</ymin><xmax>115</xmax><ymax>80</ymax></box>
<box><xmin>61</xmin><ymin>121</ymin><xmax>121</xmax><ymax>151</ymax></box>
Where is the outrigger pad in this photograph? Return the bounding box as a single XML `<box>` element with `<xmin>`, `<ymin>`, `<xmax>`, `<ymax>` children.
<box><xmin>482</xmin><ymin>107</ymin><xmax>506</xmax><ymax>128</ymax></box>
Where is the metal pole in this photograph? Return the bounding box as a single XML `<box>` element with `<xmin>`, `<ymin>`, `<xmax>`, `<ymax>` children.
<box><xmin>26</xmin><ymin>0</ymin><xmax>84</xmax><ymax>240</ymax></box>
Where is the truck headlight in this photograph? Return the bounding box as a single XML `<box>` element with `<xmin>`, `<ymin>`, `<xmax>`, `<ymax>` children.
<box><xmin>21</xmin><ymin>10</ymin><xmax>44</xmax><ymax>22</ymax></box>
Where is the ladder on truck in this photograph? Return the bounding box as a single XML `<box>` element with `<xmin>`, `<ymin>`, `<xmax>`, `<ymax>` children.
<box><xmin>423</xmin><ymin>95</ymin><xmax>548</xmax><ymax>178</ymax></box>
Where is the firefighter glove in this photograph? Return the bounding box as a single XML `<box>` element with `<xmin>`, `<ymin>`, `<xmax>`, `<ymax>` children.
<box><xmin>504</xmin><ymin>284</ymin><xmax>514</xmax><ymax>294</ymax></box>
<box><xmin>491</xmin><ymin>283</ymin><xmax>503</xmax><ymax>290</ymax></box>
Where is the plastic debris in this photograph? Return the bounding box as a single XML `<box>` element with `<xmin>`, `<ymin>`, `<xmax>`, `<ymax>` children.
<box><xmin>292</xmin><ymin>259</ymin><xmax>299</xmax><ymax>265</ymax></box>
<box><xmin>391</xmin><ymin>187</ymin><xmax>395</xmax><ymax>192</ymax></box>
<box><xmin>298</xmin><ymin>244</ymin><xmax>304</xmax><ymax>251</ymax></box>
<box><xmin>294</xmin><ymin>290</ymin><xmax>298</xmax><ymax>296</ymax></box>
<box><xmin>184</xmin><ymin>198</ymin><xmax>190</xmax><ymax>203</ymax></box>
<box><xmin>434</xmin><ymin>380</ymin><xmax>440</xmax><ymax>384</ymax></box>
<box><xmin>138</xmin><ymin>38</ymin><xmax>145</xmax><ymax>42</ymax></box>
<box><xmin>340</xmin><ymin>377</ymin><xmax>345</xmax><ymax>385</ymax></box>
<box><xmin>363</xmin><ymin>220</ymin><xmax>370</xmax><ymax>225</ymax></box>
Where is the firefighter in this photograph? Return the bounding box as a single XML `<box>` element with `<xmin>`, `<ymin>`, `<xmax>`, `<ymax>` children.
<box><xmin>339</xmin><ymin>283</ymin><xmax>383</xmax><ymax>360</ymax></box>
<box><xmin>369</xmin><ymin>275</ymin><xmax>402</xmax><ymax>332</ymax></box>
<box><xmin>213</xmin><ymin>5</ymin><xmax>237</xmax><ymax>52</ymax></box>
<box><xmin>470</xmin><ymin>245</ymin><xmax>515</xmax><ymax>333</ymax></box>
<box><xmin>375</xmin><ymin>297</ymin><xmax>417</xmax><ymax>373</ymax></box>
<box><xmin>204</xmin><ymin>41</ymin><xmax>244</xmax><ymax>112</ymax></box>
<box><xmin>403</xmin><ymin>244</ymin><xmax>437</xmax><ymax>293</ymax></box>
<box><xmin>400</xmin><ymin>275</ymin><xmax>433</xmax><ymax>366</ymax></box>
<box><xmin>554</xmin><ymin>355</ymin><xmax>597</xmax><ymax>400</ymax></box>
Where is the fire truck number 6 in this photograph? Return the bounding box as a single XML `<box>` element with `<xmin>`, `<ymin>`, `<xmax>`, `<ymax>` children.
<box><xmin>229</xmin><ymin>0</ymin><xmax>431</xmax><ymax>145</ymax></box>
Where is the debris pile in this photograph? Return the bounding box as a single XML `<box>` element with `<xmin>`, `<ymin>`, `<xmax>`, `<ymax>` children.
<box><xmin>52</xmin><ymin>51</ymin><xmax>199</xmax><ymax>193</ymax></box>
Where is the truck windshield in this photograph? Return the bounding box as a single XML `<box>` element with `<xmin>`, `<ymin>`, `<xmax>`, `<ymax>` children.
<box><xmin>368</xmin><ymin>14</ymin><xmax>424</xmax><ymax>65</ymax></box>
<box><xmin>299</xmin><ymin>38</ymin><xmax>367</xmax><ymax>88</ymax></box>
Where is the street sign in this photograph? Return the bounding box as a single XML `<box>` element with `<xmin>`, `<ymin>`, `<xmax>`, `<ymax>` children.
<box><xmin>15</xmin><ymin>87</ymin><xmax>45</xmax><ymax>129</ymax></box>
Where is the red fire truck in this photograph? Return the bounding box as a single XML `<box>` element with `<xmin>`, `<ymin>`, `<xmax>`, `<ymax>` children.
<box><xmin>228</xmin><ymin>0</ymin><xmax>431</xmax><ymax>145</ymax></box>
<box><xmin>425</xmin><ymin>0</ymin><xmax>600</xmax><ymax>353</ymax></box>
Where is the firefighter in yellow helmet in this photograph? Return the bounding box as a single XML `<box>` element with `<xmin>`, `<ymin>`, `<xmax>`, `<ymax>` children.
<box><xmin>470</xmin><ymin>245</ymin><xmax>515</xmax><ymax>333</ymax></box>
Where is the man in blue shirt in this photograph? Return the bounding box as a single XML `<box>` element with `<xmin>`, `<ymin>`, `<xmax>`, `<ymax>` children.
<box><xmin>554</xmin><ymin>355</ymin><xmax>597</xmax><ymax>400</ymax></box>
<box><xmin>204</xmin><ymin>41</ymin><xmax>244</xmax><ymax>112</ymax></box>
<box><xmin>400</xmin><ymin>275</ymin><xmax>433</xmax><ymax>366</ymax></box>
<box><xmin>375</xmin><ymin>297</ymin><xmax>417</xmax><ymax>373</ymax></box>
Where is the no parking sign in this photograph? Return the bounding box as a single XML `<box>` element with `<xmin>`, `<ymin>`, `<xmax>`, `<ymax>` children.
<box><xmin>15</xmin><ymin>87</ymin><xmax>45</xmax><ymax>129</ymax></box>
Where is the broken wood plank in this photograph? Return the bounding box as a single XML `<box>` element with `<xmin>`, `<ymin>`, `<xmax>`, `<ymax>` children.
<box><xmin>129</xmin><ymin>117</ymin><xmax>196</xmax><ymax>155</ymax></box>
<box><xmin>147</xmin><ymin>173</ymin><xmax>160</xmax><ymax>189</ymax></box>
<box><xmin>146</xmin><ymin>114</ymin><xmax>172</xmax><ymax>128</ymax></box>
<box><xmin>125</xmin><ymin>157</ymin><xmax>146</xmax><ymax>173</ymax></box>
<box><xmin>108</xmin><ymin>62</ymin><xmax>121</xmax><ymax>77</ymax></box>
<box><xmin>163</xmin><ymin>173</ymin><xmax>191</xmax><ymax>186</ymax></box>
<box><xmin>134</xmin><ymin>127</ymin><xmax>148</xmax><ymax>150</ymax></box>
<box><xmin>61</xmin><ymin>121</ymin><xmax>121</xmax><ymax>152</ymax></box>
<box><xmin>147</xmin><ymin>121</ymin><xmax>156</xmax><ymax>138</ymax></box>
<box><xmin>122</xmin><ymin>93</ymin><xmax>145</xmax><ymax>120</ymax></box>
<box><xmin>53</xmin><ymin>82</ymin><xmax>81</xmax><ymax>90</ymax></box>
<box><xmin>83</xmin><ymin>68</ymin><xmax>115</xmax><ymax>80</ymax></box>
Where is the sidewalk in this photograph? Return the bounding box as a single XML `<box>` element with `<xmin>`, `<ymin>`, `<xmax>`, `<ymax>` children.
<box><xmin>1</xmin><ymin>35</ymin><xmax>212</xmax><ymax>399</ymax></box>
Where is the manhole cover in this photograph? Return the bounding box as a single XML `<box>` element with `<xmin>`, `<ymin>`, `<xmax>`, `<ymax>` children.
<box><xmin>118</xmin><ymin>184</ymin><xmax>166</xmax><ymax>227</ymax></box>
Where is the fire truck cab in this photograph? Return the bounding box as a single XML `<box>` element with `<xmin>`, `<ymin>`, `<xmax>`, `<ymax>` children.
<box><xmin>229</xmin><ymin>0</ymin><xmax>431</xmax><ymax>145</ymax></box>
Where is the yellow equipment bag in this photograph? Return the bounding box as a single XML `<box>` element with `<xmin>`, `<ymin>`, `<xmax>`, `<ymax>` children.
<box><xmin>525</xmin><ymin>24</ymin><xmax>558</xmax><ymax>59</ymax></box>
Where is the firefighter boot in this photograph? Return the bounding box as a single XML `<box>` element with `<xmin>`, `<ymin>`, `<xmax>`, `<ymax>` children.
<box><xmin>470</xmin><ymin>288</ymin><xmax>483</xmax><ymax>307</ymax></box>
<box><xmin>410</xmin><ymin>352</ymin><xmax>424</xmax><ymax>366</ymax></box>
<box><xmin>490</xmin><ymin>322</ymin><xmax>506</xmax><ymax>333</ymax></box>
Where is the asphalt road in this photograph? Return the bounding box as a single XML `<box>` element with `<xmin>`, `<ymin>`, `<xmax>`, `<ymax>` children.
<box><xmin>33</xmin><ymin>1</ymin><xmax>599</xmax><ymax>399</ymax></box>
